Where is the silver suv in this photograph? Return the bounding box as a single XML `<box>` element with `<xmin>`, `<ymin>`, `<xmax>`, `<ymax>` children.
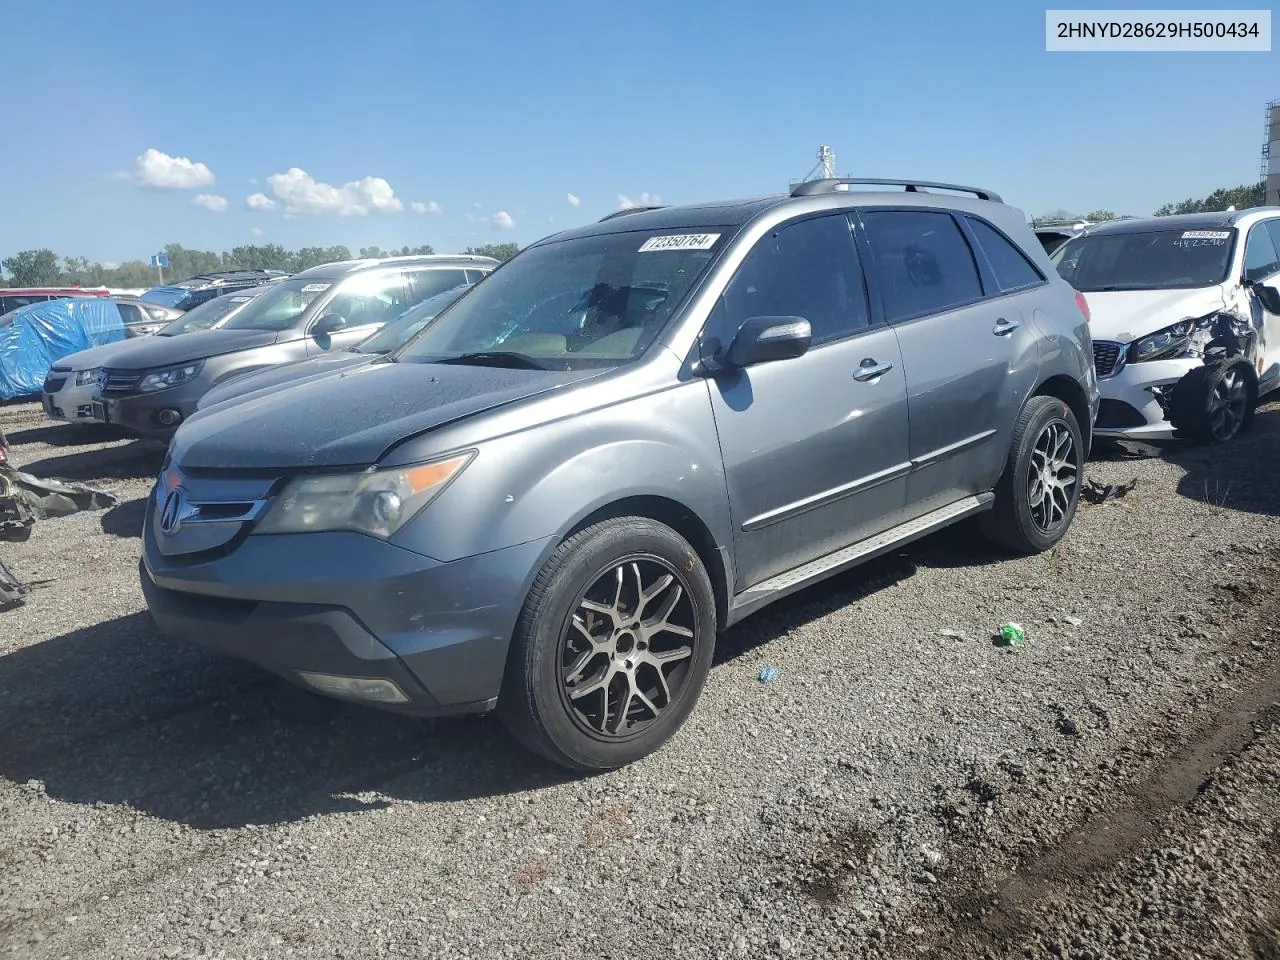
<box><xmin>142</xmin><ymin>179</ymin><xmax>1098</xmax><ymax>771</ymax></box>
<box><xmin>91</xmin><ymin>255</ymin><xmax>499</xmax><ymax>437</ymax></box>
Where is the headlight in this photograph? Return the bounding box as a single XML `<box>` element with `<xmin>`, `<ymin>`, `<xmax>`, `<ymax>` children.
<box><xmin>138</xmin><ymin>361</ymin><xmax>204</xmax><ymax>393</ymax></box>
<box><xmin>255</xmin><ymin>452</ymin><xmax>475</xmax><ymax>539</ymax></box>
<box><xmin>1130</xmin><ymin>321</ymin><xmax>1192</xmax><ymax>362</ymax></box>
<box><xmin>75</xmin><ymin>368</ymin><xmax>100</xmax><ymax>386</ymax></box>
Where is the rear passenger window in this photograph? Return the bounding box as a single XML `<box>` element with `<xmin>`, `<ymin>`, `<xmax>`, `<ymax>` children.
<box><xmin>722</xmin><ymin>214</ymin><xmax>870</xmax><ymax>345</ymax></box>
<box><xmin>965</xmin><ymin>217</ymin><xmax>1045</xmax><ymax>291</ymax></box>
<box><xmin>1267</xmin><ymin>221</ymin><xmax>1280</xmax><ymax>267</ymax></box>
<box><xmin>860</xmin><ymin>211</ymin><xmax>984</xmax><ymax>322</ymax></box>
<box><xmin>409</xmin><ymin>269</ymin><xmax>470</xmax><ymax>302</ymax></box>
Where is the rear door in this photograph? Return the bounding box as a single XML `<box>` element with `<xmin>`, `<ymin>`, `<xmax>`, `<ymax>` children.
<box><xmin>857</xmin><ymin>208</ymin><xmax>1046</xmax><ymax>516</ymax></box>
<box><xmin>703</xmin><ymin>212</ymin><xmax>911</xmax><ymax>590</ymax></box>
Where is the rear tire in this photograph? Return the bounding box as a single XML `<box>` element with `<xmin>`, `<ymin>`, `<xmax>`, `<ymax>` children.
<box><xmin>497</xmin><ymin>517</ymin><xmax>717</xmax><ymax>772</ymax></box>
<box><xmin>979</xmin><ymin>395</ymin><xmax>1083</xmax><ymax>555</ymax></box>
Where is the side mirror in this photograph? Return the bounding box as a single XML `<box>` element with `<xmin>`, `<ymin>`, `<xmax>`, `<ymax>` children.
<box><xmin>1256</xmin><ymin>282</ymin><xmax>1280</xmax><ymax>315</ymax></box>
<box><xmin>724</xmin><ymin>316</ymin><xmax>812</xmax><ymax>368</ymax></box>
<box><xmin>312</xmin><ymin>313</ymin><xmax>347</xmax><ymax>337</ymax></box>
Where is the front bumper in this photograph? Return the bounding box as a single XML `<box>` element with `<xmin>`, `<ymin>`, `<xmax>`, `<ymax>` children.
<box><xmin>141</xmin><ymin>504</ymin><xmax>554</xmax><ymax>715</ymax></box>
<box><xmin>99</xmin><ymin>388</ymin><xmax>200</xmax><ymax>438</ymax></box>
<box><xmin>42</xmin><ymin>379</ymin><xmax>99</xmax><ymax>423</ymax></box>
<box><xmin>1093</xmin><ymin>356</ymin><xmax>1201</xmax><ymax>440</ymax></box>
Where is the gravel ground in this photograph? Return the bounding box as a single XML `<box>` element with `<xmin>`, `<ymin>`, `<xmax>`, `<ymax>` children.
<box><xmin>2</xmin><ymin>396</ymin><xmax>1280</xmax><ymax>960</ymax></box>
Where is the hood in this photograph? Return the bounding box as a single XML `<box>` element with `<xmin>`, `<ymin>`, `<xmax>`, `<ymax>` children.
<box><xmin>172</xmin><ymin>360</ymin><xmax>603</xmax><ymax>470</ymax></box>
<box><xmin>99</xmin><ymin>328</ymin><xmax>288</xmax><ymax>369</ymax></box>
<box><xmin>1083</xmin><ymin>286</ymin><xmax>1227</xmax><ymax>343</ymax></box>
<box><xmin>197</xmin><ymin>352</ymin><xmax>374</xmax><ymax>411</ymax></box>
<box><xmin>51</xmin><ymin>338</ymin><xmax>146</xmax><ymax>372</ymax></box>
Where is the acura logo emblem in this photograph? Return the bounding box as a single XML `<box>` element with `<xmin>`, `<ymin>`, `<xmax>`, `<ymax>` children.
<box><xmin>159</xmin><ymin>487</ymin><xmax>186</xmax><ymax>534</ymax></box>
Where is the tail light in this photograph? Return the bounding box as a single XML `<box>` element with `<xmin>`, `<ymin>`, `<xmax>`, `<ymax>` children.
<box><xmin>1074</xmin><ymin>290</ymin><xmax>1091</xmax><ymax>323</ymax></box>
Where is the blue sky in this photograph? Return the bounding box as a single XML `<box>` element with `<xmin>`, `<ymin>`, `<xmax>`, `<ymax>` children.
<box><xmin>2</xmin><ymin>0</ymin><xmax>1277</xmax><ymax>264</ymax></box>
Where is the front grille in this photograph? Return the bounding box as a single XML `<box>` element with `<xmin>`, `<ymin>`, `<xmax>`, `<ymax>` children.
<box><xmin>43</xmin><ymin>375</ymin><xmax>67</xmax><ymax>392</ymax></box>
<box><xmin>101</xmin><ymin>370</ymin><xmax>143</xmax><ymax>393</ymax></box>
<box><xmin>1096</xmin><ymin>399</ymin><xmax>1147</xmax><ymax>429</ymax></box>
<box><xmin>1092</xmin><ymin>340</ymin><xmax>1125</xmax><ymax>379</ymax></box>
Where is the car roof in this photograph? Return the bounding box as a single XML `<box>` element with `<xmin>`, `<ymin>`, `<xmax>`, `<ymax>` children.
<box><xmin>1081</xmin><ymin>209</ymin><xmax>1280</xmax><ymax>236</ymax></box>
<box><xmin>292</xmin><ymin>255</ymin><xmax>501</xmax><ymax>280</ymax></box>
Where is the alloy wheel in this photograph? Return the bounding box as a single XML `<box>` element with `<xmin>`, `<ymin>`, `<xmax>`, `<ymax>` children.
<box><xmin>560</xmin><ymin>557</ymin><xmax>698</xmax><ymax>738</ymax></box>
<box><xmin>1027</xmin><ymin>420</ymin><xmax>1077</xmax><ymax>532</ymax></box>
<box><xmin>1207</xmin><ymin>366</ymin><xmax>1249</xmax><ymax>441</ymax></box>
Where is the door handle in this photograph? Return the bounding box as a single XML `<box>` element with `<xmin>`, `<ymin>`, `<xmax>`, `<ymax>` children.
<box><xmin>853</xmin><ymin>359</ymin><xmax>894</xmax><ymax>381</ymax></box>
<box><xmin>993</xmin><ymin>317</ymin><xmax>1020</xmax><ymax>336</ymax></box>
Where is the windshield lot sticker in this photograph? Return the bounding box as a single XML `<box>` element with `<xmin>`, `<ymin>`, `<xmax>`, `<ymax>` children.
<box><xmin>639</xmin><ymin>233</ymin><xmax>721</xmax><ymax>252</ymax></box>
<box><xmin>301</xmin><ymin>283</ymin><xmax>332</xmax><ymax>292</ymax></box>
<box><xmin>1181</xmin><ymin>231</ymin><xmax>1230</xmax><ymax>239</ymax></box>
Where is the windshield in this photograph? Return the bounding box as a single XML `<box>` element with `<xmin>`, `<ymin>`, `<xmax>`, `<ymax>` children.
<box><xmin>219</xmin><ymin>278</ymin><xmax>333</xmax><ymax>332</ymax></box>
<box><xmin>356</xmin><ymin>284</ymin><xmax>473</xmax><ymax>354</ymax></box>
<box><xmin>1054</xmin><ymin>228</ymin><xmax>1236</xmax><ymax>291</ymax></box>
<box><xmin>393</xmin><ymin>228</ymin><xmax>729</xmax><ymax>369</ymax></box>
<box><xmin>158</xmin><ymin>293</ymin><xmax>258</xmax><ymax>335</ymax></box>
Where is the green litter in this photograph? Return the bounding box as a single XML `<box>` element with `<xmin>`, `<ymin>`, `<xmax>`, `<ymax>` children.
<box><xmin>997</xmin><ymin>622</ymin><xmax>1026</xmax><ymax>647</ymax></box>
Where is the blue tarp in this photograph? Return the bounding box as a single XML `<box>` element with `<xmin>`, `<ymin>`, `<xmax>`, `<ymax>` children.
<box><xmin>139</xmin><ymin>285</ymin><xmax>192</xmax><ymax>307</ymax></box>
<box><xmin>0</xmin><ymin>298</ymin><xmax>125</xmax><ymax>400</ymax></box>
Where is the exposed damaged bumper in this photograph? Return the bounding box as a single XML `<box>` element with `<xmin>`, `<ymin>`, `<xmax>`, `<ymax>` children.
<box><xmin>1094</xmin><ymin>357</ymin><xmax>1200</xmax><ymax>440</ymax></box>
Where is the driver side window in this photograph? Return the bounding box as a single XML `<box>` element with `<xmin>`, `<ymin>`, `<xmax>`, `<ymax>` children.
<box><xmin>317</xmin><ymin>274</ymin><xmax>411</xmax><ymax>329</ymax></box>
<box><xmin>1244</xmin><ymin>222</ymin><xmax>1280</xmax><ymax>283</ymax></box>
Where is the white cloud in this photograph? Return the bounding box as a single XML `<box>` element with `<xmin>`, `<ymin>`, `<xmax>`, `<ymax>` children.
<box><xmin>245</xmin><ymin>192</ymin><xmax>276</xmax><ymax>211</ymax></box>
<box><xmin>411</xmin><ymin>200</ymin><xmax>442</xmax><ymax>214</ymax></box>
<box><xmin>492</xmin><ymin>211</ymin><xmax>516</xmax><ymax>229</ymax></box>
<box><xmin>131</xmin><ymin>148</ymin><xmax>216</xmax><ymax>190</ymax></box>
<box><xmin>251</xmin><ymin>227</ymin><xmax>264</xmax><ymax>238</ymax></box>
<box><xmin>567</xmin><ymin>192</ymin><xmax>581</xmax><ymax>207</ymax></box>
<box><xmin>617</xmin><ymin>192</ymin><xmax>661</xmax><ymax>210</ymax></box>
<box><xmin>192</xmin><ymin>193</ymin><xmax>228</xmax><ymax>213</ymax></box>
<box><xmin>264</xmin><ymin>167</ymin><xmax>404</xmax><ymax>216</ymax></box>
<box><xmin>101</xmin><ymin>260</ymin><xmax>120</xmax><ymax>270</ymax></box>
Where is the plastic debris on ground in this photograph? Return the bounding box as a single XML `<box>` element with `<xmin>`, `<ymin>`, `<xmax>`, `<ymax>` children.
<box><xmin>996</xmin><ymin>622</ymin><xmax>1026</xmax><ymax>647</ymax></box>
<box><xmin>1082</xmin><ymin>477</ymin><xmax>1138</xmax><ymax>504</ymax></box>
<box><xmin>1</xmin><ymin>465</ymin><xmax>118</xmax><ymax>525</ymax></box>
<box><xmin>0</xmin><ymin>559</ymin><xmax>28</xmax><ymax>609</ymax></box>
<box><xmin>0</xmin><ymin>297</ymin><xmax>125</xmax><ymax>400</ymax></box>
<box><xmin>938</xmin><ymin>628</ymin><xmax>968</xmax><ymax>640</ymax></box>
<box><xmin>758</xmin><ymin>666</ymin><xmax>781</xmax><ymax>683</ymax></box>
<box><xmin>1063</xmin><ymin>615</ymin><xmax>1083</xmax><ymax>627</ymax></box>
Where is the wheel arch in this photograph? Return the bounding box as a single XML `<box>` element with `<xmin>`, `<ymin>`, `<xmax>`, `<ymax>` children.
<box><xmin>1032</xmin><ymin>374</ymin><xmax>1093</xmax><ymax>457</ymax></box>
<box><xmin>562</xmin><ymin>495</ymin><xmax>731</xmax><ymax>630</ymax></box>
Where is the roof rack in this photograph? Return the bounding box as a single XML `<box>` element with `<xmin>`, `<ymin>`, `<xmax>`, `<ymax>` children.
<box><xmin>598</xmin><ymin>206</ymin><xmax>666</xmax><ymax>221</ymax></box>
<box><xmin>789</xmin><ymin>178</ymin><xmax>1002</xmax><ymax>202</ymax></box>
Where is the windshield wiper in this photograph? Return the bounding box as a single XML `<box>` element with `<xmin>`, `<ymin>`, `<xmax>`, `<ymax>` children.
<box><xmin>434</xmin><ymin>351</ymin><xmax>547</xmax><ymax>370</ymax></box>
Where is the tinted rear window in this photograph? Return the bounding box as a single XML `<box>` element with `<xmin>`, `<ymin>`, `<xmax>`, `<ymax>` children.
<box><xmin>966</xmin><ymin>217</ymin><xmax>1044</xmax><ymax>291</ymax></box>
<box><xmin>860</xmin><ymin>210</ymin><xmax>984</xmax><ymax>321</ymax></box>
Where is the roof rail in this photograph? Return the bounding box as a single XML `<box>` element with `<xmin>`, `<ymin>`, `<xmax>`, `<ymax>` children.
<box><xmin>789</xmin><ymin>178</ymin><xmax>1002</xmax><ymax>202</ymax></box>
<box><xmin>598</xmin><ymin>206</ymin><xmax>666</xmax><ymax>221</ymax></box>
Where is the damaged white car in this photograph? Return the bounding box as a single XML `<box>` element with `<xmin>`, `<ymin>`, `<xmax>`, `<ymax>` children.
<box><xmin>1053</xmin><ymin>210</ymin><xmax>1280</xmax><ymax>443</ymax></box>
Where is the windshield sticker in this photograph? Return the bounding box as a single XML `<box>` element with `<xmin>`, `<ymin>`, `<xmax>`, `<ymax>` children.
<box><xmin>1173</xmin><ymin>236</ymin><xmax>1227</xmax><ymax>248</ymax></box>
<box><xmin>300</xmin><ymin>283</ymin><xmax>331</xmax><ymax>293</ymax></box>
<box><xmin>1181</xmin><ymin>231</ymin><xmax>1230</xmax><ymax>240</ymax></box>
<box><xmin>228</xmin><ymin>296</ymin><xmax>252</xmax><ymax>302</ymax></box>
<box><xmin>638</xmin><ymin>233</ymin><xmax>721</xmax><ymax>253</ymax></box>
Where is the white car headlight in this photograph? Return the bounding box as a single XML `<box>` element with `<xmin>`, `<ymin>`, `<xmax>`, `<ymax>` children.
<box><xmin>256</xmin><ymin>452</ymin><xmax>475</xmax><ymax>539</ymax></box>
<box><xmin>75</xmin><ymin>368</ymin><xmax>100</xmax><ymax>386</ymax></box>
<box><xmin>138</xmin><ymin>361</ymin><xmax>204</xmax><ymax>393</ymax></box>
<box><xmin>1131</xmin><ymin>321</ymin><xmax>1192</xmax><ymax>362</ymax></box>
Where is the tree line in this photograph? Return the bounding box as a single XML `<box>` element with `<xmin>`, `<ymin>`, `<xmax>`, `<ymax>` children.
<box><xmin>0</xmin><ymin>241</ymin><xmax>521</xmax><ymax>289</ymax></box>
<box><xmin>1030</xmin><ymin>180</ymin><xmax>1266</xmax><ymax>227</ymax></box>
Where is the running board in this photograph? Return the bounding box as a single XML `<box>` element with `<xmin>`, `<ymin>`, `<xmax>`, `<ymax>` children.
<box><xmin>728</xmin><ymin>493</ymin><xmax>994</xmax><ymax>624</ymax></box>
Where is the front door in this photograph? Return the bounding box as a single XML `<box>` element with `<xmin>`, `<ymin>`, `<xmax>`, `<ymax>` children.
<box><xmin>857</xmin><ymin>209</ymin><xmax>1044</xmax><ymax>515</ymax></box>
<box><xmin>1245</xmin><ymin>219</ymin><xmax>1280</xmax><ymax>389</ymax></box>
<box><xmin>702</xmin><ymin>212</ymin><xmax>911</xmax><ymax>591</ymax></box>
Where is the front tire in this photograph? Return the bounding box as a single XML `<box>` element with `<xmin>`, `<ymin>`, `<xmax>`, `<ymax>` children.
<box><xmin>979</xmin><ymin>395</ymin><xmax>1084</xmax><ymax>554</ymax></box>
<box><xmin>497</xmin><ymin>517</ymin><xmax>717</xmax><ymax>772</ymax></box>
<box><xmin>1167</xmin><ymin>359</ymin><xmax>1255</xmax><ymax>444</ymax></box>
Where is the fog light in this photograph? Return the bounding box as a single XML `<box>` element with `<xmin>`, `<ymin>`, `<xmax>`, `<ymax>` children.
<box><xmin>297</xmin><ymin>672</ymin><xmax>409</xmax><ymax>703</ymax></box>
<box><xmin>157</xmin><ymin>409</ymin><xmax>182</xmax><ymax>426</ymax></box>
